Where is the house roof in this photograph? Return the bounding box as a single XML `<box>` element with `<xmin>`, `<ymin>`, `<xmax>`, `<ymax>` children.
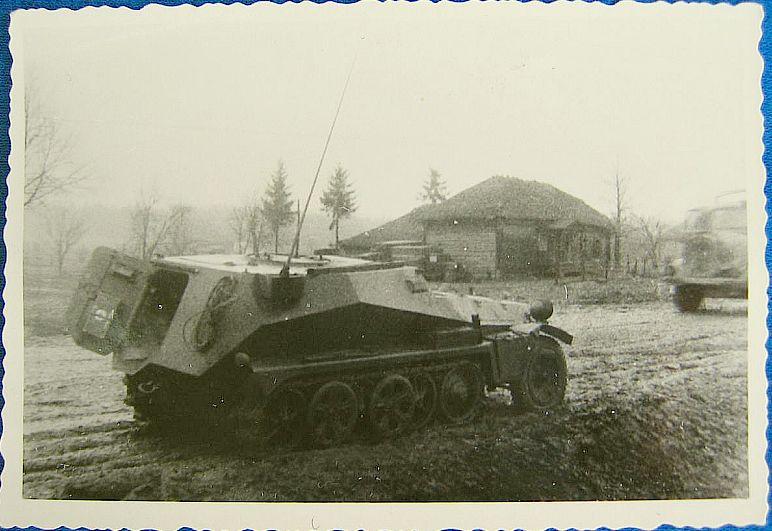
<box><xmin>341</xmin><ymin>176</ymin><xmax>613</xmax><ymax>250</ymax></box>
<box><xmin>339</xmin><ymin>205</ymin><xmax>430</xmax><ymax>250</ymax></box>
<box><xmin>418</xmin><ymin>175</ymin><xmax>613</xmax><ymax>230</ymax></box>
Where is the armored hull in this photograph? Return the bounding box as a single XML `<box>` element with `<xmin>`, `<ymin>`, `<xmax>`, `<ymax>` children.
<box><xmin>67</xmin><ymin>248</ymin><xmax>573</xmax><ymax>446</ymax></box>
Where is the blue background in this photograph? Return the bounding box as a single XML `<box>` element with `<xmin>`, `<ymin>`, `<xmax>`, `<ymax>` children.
<box><xmin>0</xmin><ymin>0</ymin><xmax>768</xmax><ymax>529</ymax></box>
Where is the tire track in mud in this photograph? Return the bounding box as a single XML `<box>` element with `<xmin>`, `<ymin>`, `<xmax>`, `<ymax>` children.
<box><xmin>22</xmin><ymin>302</ymin><xmax>749</xmax><ymax>501</ymax></box>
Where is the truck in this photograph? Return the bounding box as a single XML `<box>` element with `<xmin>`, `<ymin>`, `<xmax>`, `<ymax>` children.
<box><xmin>665</xmin><ymin>192</ymin><xmax>748</xmax><ymax>312</ymax></box>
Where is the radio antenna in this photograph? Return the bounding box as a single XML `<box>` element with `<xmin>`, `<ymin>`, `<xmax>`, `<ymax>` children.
<box><xmin>282</xmin><ymin>53</ymin><xmax>358</xmax><ymax>276</ymax></box>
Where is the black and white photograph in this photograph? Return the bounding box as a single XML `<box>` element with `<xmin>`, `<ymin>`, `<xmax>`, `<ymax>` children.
<box><xmin>1</xmin><ymin>1</ymin><xmax>768</xmax><ymax>528</ymax></box>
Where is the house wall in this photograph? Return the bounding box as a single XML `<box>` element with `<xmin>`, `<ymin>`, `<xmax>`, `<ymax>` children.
<box><xmin>425</xmin><ymin>220</ymin><xmax>497</xmax><ymax>279</ymax></box>
<box><xmin>553</xmin><ymin>227</ymin><xmax>611</xmax><ymax>277</ymax></box>
<box><xmin>425</xmin><ymin>219</ymin><xmax>611</xmax><ymax>280</ymax></box>
<box><xmin>497</xmin><ymin>223</ymin><xmax>549</xmax><ymax>277</ymax></box>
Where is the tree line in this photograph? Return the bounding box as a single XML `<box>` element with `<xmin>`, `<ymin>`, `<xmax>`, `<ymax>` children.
<box><xmin>29</xmin><ymin>157</ymin><xmax>670</xmax><ymax>278</ymax></box>
<box><xmin>27</xmin><ymin>157</ymin><xmax>451</xmax><ymax>275</ymax></box>
<box><xmin>225</xmin><ymin>163</ymin><xmax>447</xmax><ymax>256</ymax></box>
<box><xmin>23</xmin><ymin>81</ymin><xmax>665</xmax><ymax>276</ymax></box>
<box><xmin>226</xmin><ymin>160</ymin><xmax>358</xmax><ymax>255</ymax></box>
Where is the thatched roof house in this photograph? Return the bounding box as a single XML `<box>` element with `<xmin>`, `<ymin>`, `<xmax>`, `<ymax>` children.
<box><xmin>417</xmin><ymin>175</ymin><xmax>612</xmax><ymax>229</ymax></box>
<box><xmin>343</xmin><ymin>176</ymin><xmax>613</xmax><ymax>279</ymax></box>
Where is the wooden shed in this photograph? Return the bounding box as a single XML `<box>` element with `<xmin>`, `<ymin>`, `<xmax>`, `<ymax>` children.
<box><xmin>339</xmin><ymin>206</ymin><xmax>428</xmax><ymax>254</ymax></box>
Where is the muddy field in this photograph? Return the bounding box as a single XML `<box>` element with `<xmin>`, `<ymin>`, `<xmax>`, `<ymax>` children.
<box><xmin>22</xmin><ymin>285</ymin><xmax>749</xmax><ymax>502</ymax></box>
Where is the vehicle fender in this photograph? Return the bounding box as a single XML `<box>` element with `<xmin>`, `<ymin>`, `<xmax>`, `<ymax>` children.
<box><xmin>491</xmin><ymin>323</ymin><xmax>572</xmax><ymax>386</ymax></box>
<box><xmin>539</xmin><ymin>323</ymin><xmax>573</xmax><ymax>345</ymax></box>
<box><xmin>510</xmin><ymin>322</ymin><xmax>573</xmax><ymax>345</ymax></box>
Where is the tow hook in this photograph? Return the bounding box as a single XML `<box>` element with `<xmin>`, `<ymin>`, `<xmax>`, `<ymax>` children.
<box><xmin>137</xmin><ymin>381</ymin><xmax>160</xmax><ymax>394</ymax></box>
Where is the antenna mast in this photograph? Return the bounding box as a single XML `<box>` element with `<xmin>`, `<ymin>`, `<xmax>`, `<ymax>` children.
<box><xmin>281</xmin><ymin>56</ymin><xmax>358</xmax><ymax>276</ymax></box>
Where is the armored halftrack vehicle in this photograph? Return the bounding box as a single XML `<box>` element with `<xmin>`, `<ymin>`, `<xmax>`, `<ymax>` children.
<box><xmin>66</xmin><ymin>248</ymin><xmax>573</xmax><ymax>447</ymax></box>
<box><xmin>666</xmin><ymin>193</ymin><xmax>747</xmax><ymax>312</ymax></box>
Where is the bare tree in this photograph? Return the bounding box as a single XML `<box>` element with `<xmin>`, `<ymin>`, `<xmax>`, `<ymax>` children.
<box><xmin>609</xmin><ymin>171</ymin><xmax>627</xmax><ymax>270</ymax></box>
<box><xmin>24</xmin><ymin>85</ymin><xmax>87</xmax><ymax>207</ymax></box>
<box><xmin>229</xmin><ymin>204</ymin><xmax>251</xmax><ymax>254</ymax></box>
<box><xmin>166</xmin><ymin>203</ymin><xmax>195</xmax><ymax>256</ymax></box>
<box><xmin>128</xmin><ymin>191</ymin><xmax>184</xmax><ymax>261</ymax></box>
<box><xmin>248</xmin><ymin>204</ymin><xmax>264</xmax><ymax>255</ymax></box>
<box><xmin>634</xmin><ymin>215</ymin><xmax>666</xmax><ymax>270</ymax></box>
<box><xmin>43</xmin><ymin>205</ymin><xmax>87</xmax><ymax>276</ymax></box>
<box><xmin>228</xmin><ymin>194</ymin><xmax>263</xmax><ymax>254</ymax></box>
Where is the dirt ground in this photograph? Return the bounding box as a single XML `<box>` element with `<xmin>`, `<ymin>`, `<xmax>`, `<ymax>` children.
<box><xmin>22</xmin><ymin>283</ymin><xmax>749</xmax><ymax>501</ymax></box>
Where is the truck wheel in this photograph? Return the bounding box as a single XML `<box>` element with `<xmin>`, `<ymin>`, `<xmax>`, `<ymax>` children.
<box><xmin>511</xmin><ymin>337</ymin><xmax>567</xmax><ymax>412</ymax></box>
<box><xmin>674</xmin><ymin>285</ymin><xmax>703</xmax><ymax>312</ymax></box>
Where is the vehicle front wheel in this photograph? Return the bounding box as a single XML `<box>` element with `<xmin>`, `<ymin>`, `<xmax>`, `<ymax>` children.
<box><xmin>510</xmin><ymin>337</ymin><xmax>567</xmax><ymax>412</ymax></box>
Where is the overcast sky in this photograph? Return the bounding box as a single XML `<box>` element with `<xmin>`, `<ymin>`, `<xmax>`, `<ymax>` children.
<box><xmin>13</xmin><ymin>1</ymin><xmax>763</xmax><ymax>223</ymax></box>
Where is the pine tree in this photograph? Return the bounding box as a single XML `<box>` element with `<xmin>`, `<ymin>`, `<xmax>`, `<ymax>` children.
<box><xmin>420</xmin><ymin>168</ymin><xmax>447</xmax><ymax>204</ymax></box>
<box><xmin>261</xmin><ymin>161</ymin><xmax>294</xmax><ymax>253</ymax></box>
<box><xmin>320</xmin><ymin>164</ymin><xmax>357</xmax><ymax>248</ymax></box>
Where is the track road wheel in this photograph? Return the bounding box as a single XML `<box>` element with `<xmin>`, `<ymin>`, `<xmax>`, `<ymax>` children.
<box><xmin>368</xmin><ymin>374</ymin><xmax>417</xmax><ymax>439</ymax></box>
<box><xmin>264</xmin><ymin>386</ymin><xmax>307</xmax><ymax>446</ymax></box>
<box><xmin>510</xmin><ymin>337</ymin><xmax>567</xmax><ymax>412</ymax></box>
<box><xmin>674</xmin><ymin>285</ymin><xmax>703</xmax><ymax>312</ymax></box>
<box><xmin>308</xmin><ymin>381</ymin><xmax>359</xmax><ymax>448</ymax></box>
<box><xmin>439</xmin><ymin>363</ymin><xmax>484</xmax><ymax>424</ymax></box>
<box><xmin>410</xmin><ymin>372</ymin><xmax>438</xmax><ymax>430</ymax></box>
